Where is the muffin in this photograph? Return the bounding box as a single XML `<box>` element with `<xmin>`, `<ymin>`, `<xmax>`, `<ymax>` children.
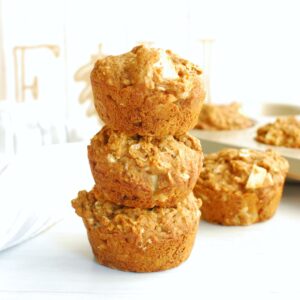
<box><xmin>91</xmin><ymin>45</ymin><xmax>205</xmax><ymax>136</ymax></box>
<box><xmin>195</xmin><ymin>103</ymin><xmax>254</xmax><ymax>130</ymax></box>
<box><xmin>256</xmin><ymin>116</ymin><xmax>300</xmax><ymax>148</ymax></box>
<box><xmin>88</xmin><ymin>126</ymin><xmax>203</xmax><ymax>208</ymax></box>
<box><xmin>72</xmin><ymin>189</ymin><xmax>201</xmax><ymax>272</ymax></box>
<box><xmin>194</xmin><ymin>148</ymin><xmax>289</xmax><ymax>226</ymax></box>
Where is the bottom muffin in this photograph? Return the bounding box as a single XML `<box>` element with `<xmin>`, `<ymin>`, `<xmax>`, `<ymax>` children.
<box><xmin>72</xmin><ymin>189</ymin><xmax>201</xmax><ymax>272</ymax></box>
<box><xmin>194</xmin><ymin>148</ymin><xmax>289</xmax><ymax>226</ymax></box>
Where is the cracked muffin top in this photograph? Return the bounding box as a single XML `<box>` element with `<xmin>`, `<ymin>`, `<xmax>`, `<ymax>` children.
<box><xmin>195</xmin><ymin>103</ymin><xmax>254</xmax><ymax>130</ymax></box>
<box><xmin>256</xmin><ymin>116</ymin><xmax>300</xmax><ymax>148</ymax></box>
<box><xmin>91</xmin><ymin>45</ymin><xmax>203</xmax><ymax>101</ymax></box>
<box><xmin>198</xmin><ymin>148</ymin><xmax>289</xmax><ymax>193</ymax></box>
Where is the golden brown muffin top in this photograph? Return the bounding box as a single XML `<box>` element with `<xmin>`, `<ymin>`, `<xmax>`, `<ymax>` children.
<box><xmin>91</xmin><ymin>45</ymin><xmax>202</xmax><ymax>100</ymax></box>
<box><xmin>90</xmin><ymin>126</ymin><xmax>202</xmax><ymax>177</ymax></box>
<box><xmin>198</xmin><ymin>148</ymin><xmax>289</xmax><ymax>192</ymax></box>
<box><xmin>72</xmin><ymin>189</ymin><xmax>201</xmax><ymax>246</ymax></box>
<box><xmin>256</xmin><ymin>116</ymin><xmax>300</xmax><ymax>148</ymax></box>
<box><xmin>195</xmin><ymin>103</ymin><xmax>254</xmax><ymax>130</ymax></box>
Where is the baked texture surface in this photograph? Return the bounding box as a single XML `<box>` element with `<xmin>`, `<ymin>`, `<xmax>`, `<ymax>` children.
<box><xmin>88</xmin><ymin>126</ymin><xmax>203</xmax><ymax>208</ymax></box>
<box><xmin>256</xmin><ymin>116</ymin><xmax>300</xmax><ymax>148</ymax></box>
<box><xmin>91</xmin><ymin>45</ymin><xmax>205</xmax><ymax>136</ymax></box>
<box><xmin>195</xmin><ymin>103</ymin><xmax>254</xmax><ymax>130</ymax></box>
<box><xmin>194</xmin><ymin>148</ymin><xmax>289</xmax><ymax>225</ymax></box>
<box><xmin>72</xmin><ymin>189</ymin><xmax>201</xmax><ymax>272</ymax></box>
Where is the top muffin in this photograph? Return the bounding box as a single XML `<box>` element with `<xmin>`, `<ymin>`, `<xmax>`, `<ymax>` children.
<box><xmin>91</xmin><ymin>45</ymin><xmax>205</xmax><ymax>136</ymax></box>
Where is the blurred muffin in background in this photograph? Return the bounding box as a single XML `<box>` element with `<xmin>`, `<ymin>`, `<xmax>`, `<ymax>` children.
<box><xmin>256</xmin><ymin>116</ymin><xmax>300</xmax><ymax>148</ymax></box>
<box><xmin>195</xmin><ymin>102</ymin><xmax>254</xmax><ymax>130</ymax></box>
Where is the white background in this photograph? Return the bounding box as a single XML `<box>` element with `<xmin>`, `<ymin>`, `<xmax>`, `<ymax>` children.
<box><xmin>1</xmin><ymin>0</ymin><xmax>300</xmax><ymax>112</ymax></box>
<box><xmin>1</xmin><ymin>0</ymin><xmax>300</xmax><ymax>155</ymax></box>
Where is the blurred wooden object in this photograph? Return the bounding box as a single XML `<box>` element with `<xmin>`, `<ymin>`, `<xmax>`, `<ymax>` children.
<box><xmin>201</xmin><ymin>38</ymin><xmax>214</xmax><ymax>104</ymax></box>
<box><xmin>13</xmin><ymin>45</ymin><xmax>60</xmax><ymax>102</ymax></box>
<box><xmin>74</xmin><ymin>43</ymin><xmax>105</xmax><ymax>117</ymax></box>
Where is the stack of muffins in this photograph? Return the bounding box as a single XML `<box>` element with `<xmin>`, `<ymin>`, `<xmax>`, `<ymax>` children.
<box><xmin>72</xmin><ymin>45</ymin><xmax>206</xmax><ymax>272</ymax></box>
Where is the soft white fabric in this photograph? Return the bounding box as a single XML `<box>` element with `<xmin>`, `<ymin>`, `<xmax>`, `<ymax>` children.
<box><xmin>0</xmin><ymin>142</ymin><xmax>93</xmax><ymax>251</ymax></box>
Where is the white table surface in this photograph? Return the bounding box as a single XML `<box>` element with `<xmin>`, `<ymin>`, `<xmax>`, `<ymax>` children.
<box><xmin>0</xmin><ymin>142</ymin><xmax>299</xmax><ymax>300</ymax></box>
